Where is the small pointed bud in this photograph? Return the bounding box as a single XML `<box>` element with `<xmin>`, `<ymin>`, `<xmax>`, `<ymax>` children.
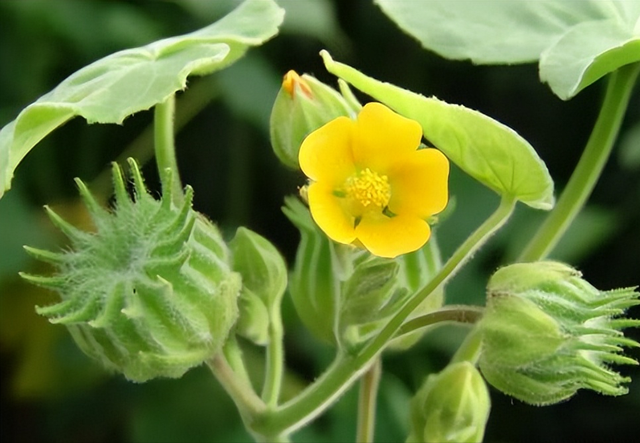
<box><xmin>270</xmin><ymin>70</ymin><xmax>359</xmax><ymax>169</ymax></box>
<box><xmin>479</xmin><ymin>261</ymin><xmax>640</xmax><ymax>405</ymax></box>
<box><xmin>408</xmin><ymin>362</ymin><xmax>491</xmax><ymax>443</ymax></box>
<box><xmin>23</xmin><ymin>159</ymin><xmax>240</xmax><ymax>382</ymax></box>
<box><xmin>229</xmin><ymin>227</ymin><xmax>287</xmax><ymax>345</ymax></box>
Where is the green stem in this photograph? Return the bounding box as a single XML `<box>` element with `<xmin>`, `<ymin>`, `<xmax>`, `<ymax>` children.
<box><xmin>154</xmin><ymin>94</ymin><xmax>184</xmax><ymax>206</ymax></box>
<box><xmin>356</xmin><ymin>357</ymin><xmax>382</xmax><ymax>443</ymax></box>
<box><xmin>450</xmin><ymin>326</ymin><xmax>483</xmax><ymax>365</ymax></box>
<box><xmin>251</xmin><ymin>196</ymin><xmax>516</xmax><ymax>438</ymax></box>
<box><xmin>262</xmin><ymin>308</ymin><xmax>285</xmax><ymax>408</ymax></box>
<box><xmin>223</xmin><ymin>335</ymin><xmax>254</xmax><ymax>389</ymax></box>
<box><xmin>395</xmin><ymin>305</ymin><xmax>484</xmax><ymax>340</ymax></box>
<box><xmin>206</xmin><ymin>354</ymin><xmax>266</xmax><ymax>419</ymax></box>
<box><xmin>519</xmin><ymin>63</ymin><xmax>640</xmax><ymax>262</ymax></box>
<box><xmin>91</xmin><ymin>78</ymin><xmax>218</xmax><ymax>200</ymax></box>
<box><xmin>357</xmin><ymin>196</ymin><xmax>516</xmax><ymax>366</ymax></box>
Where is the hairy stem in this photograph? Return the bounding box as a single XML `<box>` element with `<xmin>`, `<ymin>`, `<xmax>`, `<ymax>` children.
<box><xmin>395</xmin><ymin>305</ymin><xmax>484</xmax><ymax>340</ymax></box>
<box><xmin>357</xmin><ymin>196</ymin><xmax>515</xmax><ymax>366</ymax></box>
<box><xmin>262</xmin><ymin>307</ymin><xmax>285</xmax><ymax>408</ymax></box>
<box><xmin>154</xmin><ymin>94</ymin><xmax>183</xmax><ymax>206</ymax></box>
<box><xmin>519</xmin><ymin>63</ymin><xmax>640</xmax><ymax>262</ymax></box>
<box><xmin>91</xmin><ymin>79</ymin><xmax>218</xmax><ymax>199</ymax></box>
<box><xmin>451</xmin><ymin>326</ymin><xmax>483</xmax><ymax>365</ymax></box>
<box><xmin>206</xmin><ymin>354</ymin><xmax>266</xmax><ymax>420</ymax></box>
<box><xmin>356</xmin><ymin>357</ymin><xmax>382</xmax><ymax>443</ymax></box>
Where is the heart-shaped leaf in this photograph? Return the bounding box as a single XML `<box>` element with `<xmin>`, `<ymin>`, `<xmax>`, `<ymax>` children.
<box><xmin>0</xmin><ymin>0</ymin><xmax>284</xmax><ymax>200</ymax></box>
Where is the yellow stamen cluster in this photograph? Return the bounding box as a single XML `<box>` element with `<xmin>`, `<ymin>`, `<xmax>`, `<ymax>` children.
<box><xmin>345</xmin><ymin>168</ymin><xmax>391</xmax><ymax>210</ymax></box>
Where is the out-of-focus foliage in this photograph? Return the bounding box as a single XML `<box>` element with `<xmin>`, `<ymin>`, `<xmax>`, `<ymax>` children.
<box><xmin>1</xmin><ymin>1</ymin><xmax>639</xmax><ymax>442</ymax></box>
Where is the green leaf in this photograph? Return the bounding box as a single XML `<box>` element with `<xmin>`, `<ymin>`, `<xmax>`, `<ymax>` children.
<box><xmin>0</xmin><ymin>0</ymin><xmax>284</xmax><ymax>200</ymax></box>
<box><xmin>374</xmin><ymin>0</ymin><xmax>640</xmax><ymax>99</ymax></box>
<box><xmin>540</xmin><ymin>19</ymin><xmax>640</xmax><ymax>100</ymax></box>
<box><xmin>321</xmin><ymin>51</ymin><xmax>555</xmax><ymax>210</ymax></box>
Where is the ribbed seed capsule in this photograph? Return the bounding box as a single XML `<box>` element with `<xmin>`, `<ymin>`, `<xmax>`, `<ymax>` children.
<box><xmin>21</xmin><ymin>159</ymin><xmax>240</xmax><ymax>382</ymax></box>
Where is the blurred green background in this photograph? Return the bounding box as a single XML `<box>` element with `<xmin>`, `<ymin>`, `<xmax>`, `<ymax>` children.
<box><xmin>1</xmin><ymin>1</ymin><xmax>639</xmax><ymax>442</ymax></box>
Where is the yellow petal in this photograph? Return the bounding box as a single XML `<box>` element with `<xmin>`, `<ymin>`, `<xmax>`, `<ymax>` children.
<box><xmin>353</xmin><ymin>103</ymin><xmax>422</xmax><ymax>174</ymax></box>
<box><xmin>308</xmin><ymin>182</ymin><xmax>357</xmax><ymax>244</ymax></box>
<box><xmin>355</xmin><ymin>213</ymin><xmax>431</xmax><ymax>258</ymax></box>
<box><xmin>388</xmin><ymin>148</ymin><xmax>450</xmax><ymax>218</ymax></box>
<box><xmin>299</xmin><ymin>116</ymin><xmax>356</xmax><ymax>187</ymax></box>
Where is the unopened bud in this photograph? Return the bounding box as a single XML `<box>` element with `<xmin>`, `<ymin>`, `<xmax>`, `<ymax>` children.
<box><xmin>229</xmin><ymin>227</ymin><xmax>287</xmax><ymax>345</ymax></box>
<box><xmin>270</xmin><ymin>70</ymin><xmax>359</xmax><ymax>169</ymax></box>
<box><xmin>408</xmin><ymin>362</ymin><xmax>490</xmax><ymax>443</ymax></box>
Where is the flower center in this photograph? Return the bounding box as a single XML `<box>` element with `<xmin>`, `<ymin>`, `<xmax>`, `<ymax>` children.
<box><xmin>344</xmin><ymin>168</ymin><xmax>391</xmax><ymax>210</ymax></box>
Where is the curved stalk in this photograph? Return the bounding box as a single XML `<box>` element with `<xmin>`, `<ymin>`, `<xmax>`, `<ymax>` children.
<box><xmin>395</xmin><ymin>305</ymin><xmax>484</xmax><ymax>340</ymax></box>
<box><xmin>356</xmin><ymin>357</ymin><xmax>382</xmax><ymax>443</ymax></box>
<box><xmin>262</xmin><ymin>307</ymin><xmax>285</xmax><ymax>407</ymax></box>
<box><xmin>519</xmin><ymin>63</ymin><xmax>640</xmax><ymax>262</ymax></box>
<box><xmin>154</xmin><ymin>94</ymin><xmax>184</xmax><ymax>206</ymax></box>
<box><xmin>206</xmin><ymin>354</ymin><xmax>266</xmax><ymax>419</ymax></box>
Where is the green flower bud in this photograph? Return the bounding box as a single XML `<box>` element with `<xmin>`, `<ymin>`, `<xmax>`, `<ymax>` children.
<box><xmin>479</xmin><ymin>261</ymin><xmax>640</xmax><ymax>405</ymax></box>
<box><xmin>21</xmin><ymin>159</ymin><xmax>240</xmax><ymax>382</ymax></box>
<box><xmin>338</xmin><ymin>254</ymin><xmax>408</xmax><ymax>350</ymax></box>
<box><xmin>229</xmin><ymin>227</ymin><xmax>287</xmax><ymax>345</ymax></box>
<box><xmin>270</xmin><ymin>70</ymin><xmax>359</xmax><ymax>169</ymax></box>
<box><xmin>408</xmin><ymin>362</ymin><xmax>491</xmax><ymax>443</ymax></box>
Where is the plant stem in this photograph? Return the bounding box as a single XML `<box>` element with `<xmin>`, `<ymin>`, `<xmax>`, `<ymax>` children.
<box><xmin>91</xmin><ymin>78</ymin><xmax>218</xmax><ymax>200</ymax></box>
<box><xmin>206</xmin><ymin>354</ymin><xmax>266</xmax><ymax>419</ymax></box>
<box><xmin>450</xmin><ymin>326</ymin><xmax>483</xmax><ymax>365</ymax></box>
<box><xmin>519</xmin><ymin>63</ymin><xmax>640</xmax><ymax>262</ymax></box>
<box><xmin>356</xmin><ymin>357</ymin><xmax>382</xmax><ymax>443</ymax></box>
<box><xmin>154</xmin><ymin>94</ymin><xmax>184</xmax><ymax>206</ymax></box>
<box><xmin>357</xmin><ymin>196</ymin><xmax>516</xmax><ymax>366</ymax></box>
<box><xmin>395</xmin><ymin>305</ymin><xmax>484</xmax><ymax>340</ymax></box>
<box><xmin>250</xmin><ymin>196</ymin><xmax>516</xmax><ymax>438</ymax></box>
<box><xmin>223</xmin><ymin>335</ymin><xmax>254</xmax><ymax>388</ymax></box>
<box><xmin>262</xmin><ymin>308</ymin><xmax>285</xmax><ymax>407</ymax></box>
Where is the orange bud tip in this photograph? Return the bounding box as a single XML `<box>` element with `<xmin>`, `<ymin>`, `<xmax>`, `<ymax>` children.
<box><xmin>283</xmin><ymin>70</ymin><xmax>312</xmax><ymax>98</ymax></box>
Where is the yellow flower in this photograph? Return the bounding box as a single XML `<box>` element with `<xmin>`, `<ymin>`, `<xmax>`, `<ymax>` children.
<box><xmin>299</xmin><ymin>102</ymin><xmax>449</xmax><ymax>258</ymax></box>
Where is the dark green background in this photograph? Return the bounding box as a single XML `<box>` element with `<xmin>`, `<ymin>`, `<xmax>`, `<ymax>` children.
<box><xmin>1</xmin><ymin>1</ymin><xmax>639</xmax><ymax>442</ymax></box>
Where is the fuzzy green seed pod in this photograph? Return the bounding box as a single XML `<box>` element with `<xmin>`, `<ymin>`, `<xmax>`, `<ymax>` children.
<box><xmin>479</xmin><ymin>261</ymin><xmax>640</xmax><ymax>405</ymax></box>
<box><xmin>21</xmin><ymin>159</ymin><xmax>240</xmax><ymax>382</ymax></box>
